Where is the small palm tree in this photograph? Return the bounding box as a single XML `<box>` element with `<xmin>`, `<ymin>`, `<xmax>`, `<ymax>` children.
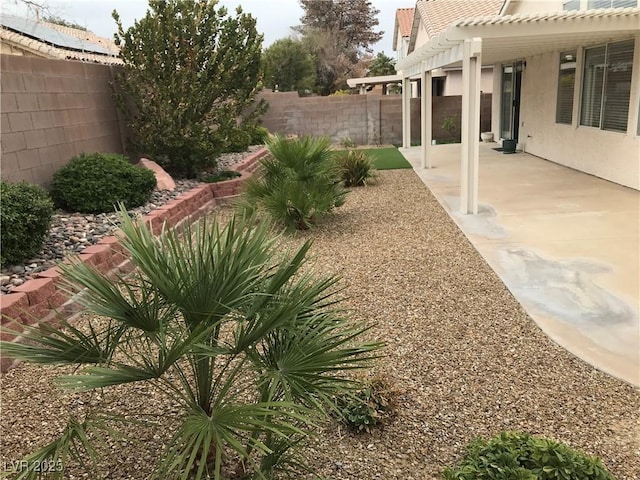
<box><xmin>1</xmin><ymin>208</ymin><xmax>381</xmax><ymax>480</ymax></box>
<box><xmin>335</xmin><ymin>150</ymin><xmax>377</xmax><ymax>187</ymax></box>
<box><xmin>238</xmin><ymin>135</ymin><xmax>348</xmax><ymax>230</ymax></box>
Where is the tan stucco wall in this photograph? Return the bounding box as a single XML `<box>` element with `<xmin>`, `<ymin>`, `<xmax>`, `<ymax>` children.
<box><xmin>443</xmin><ymin>67</ymin><xmax>494</xmax><ymax>96</ymax></box>
<box><xmin>504</xmin><ymin>0</ymin><xmax>565</xmax><ymax>14</ymax></box>
<box><xmin>413</xmin><ymin>20</ymin><xmax>430</xmax><ymax>52</ymax></box>
<box><xmin>395</xmin><ymin>36</ymin><xmax>409</xmax><ymax>63</ymax></box>
<box><xmin>515</xmin><ymin>44</ymin><xmax>640</xmax><ymax>190</ymax></box>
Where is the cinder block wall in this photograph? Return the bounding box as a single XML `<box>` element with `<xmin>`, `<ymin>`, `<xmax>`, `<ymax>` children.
<box><xmin>1</xmin><ymin>55</ymin><xmax>126</xmax><ymax>185</ymax></box>
<box><xmin>260</xmin><ymin>92</ymin><xmax>492</xmax><ymax>145</ymax></box>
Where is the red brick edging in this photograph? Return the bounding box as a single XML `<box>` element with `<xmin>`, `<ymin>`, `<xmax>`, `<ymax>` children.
<box><xmin>0</xmin><ymin>147</ymin><xmax>268</xmax><ymax>371</ymax></box>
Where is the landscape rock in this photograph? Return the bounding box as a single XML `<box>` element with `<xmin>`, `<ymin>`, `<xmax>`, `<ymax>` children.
<box><xmin>138</xmin><ymin>158</ymin><xmax>176</xmax><ymax>191</ymax></box>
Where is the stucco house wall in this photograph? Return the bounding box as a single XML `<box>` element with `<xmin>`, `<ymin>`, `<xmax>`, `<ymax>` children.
<box><xmin>504</xmin><ymin>0</ymin><xmax>565</xmax><ymax>14</ymax></box>
<box><xmin>489</xmin><ymin>34</ymin><xmax>640</xmax><ymax>190</ymax></box>
<box><xmin>442</xmin><ymin>67</ymin><xmax>495</xmax><ymax>96</ymax></box>
<box><xmin>517</xmin><ymin>44</ymin><xmax>639</xmax><ymax>189</ymax></box>
<box><xmin>395</xmin><ymin>34</ymin><xmax>409</xmax><ymax>63</ymax></box>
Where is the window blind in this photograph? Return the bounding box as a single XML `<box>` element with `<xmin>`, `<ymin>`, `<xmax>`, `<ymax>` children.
<box><xmin>580</xmin><ymin>40</ymin><xmax>635</xmax><ymax>132</ymax></box>
<box><xmin>556</xmin><ymin>52</ymin><xmax>576</xmax><ymax>124</ymax></box>
<box><xmin>588</xmin><ymin>0</ymin><xmax>638</xmax><ymax>8</ymax></box>
<box><xmin>602</xmin><ymin>40</ymin><xmax>634</xmax><ymax>132</ymax></box>
<box><xmin>580</xmin><ymin>46</ymin><xmax>606</xmax><ymax>128</ymax></box>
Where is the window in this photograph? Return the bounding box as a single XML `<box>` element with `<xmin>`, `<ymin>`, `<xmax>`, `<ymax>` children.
<box><xmin>587</xmin><ymin>0</ymin><xmax>637</xmax><ymax>8</ymax></box>
<box><xmin>580</xmin><ymin>40</ymin><xmax>635</xmax><ymax>132</ymax></box>
<box><xmin>556</xmin><ymin>52</ymin><xmax>577</xmax><ymax>124</ymax></box>
<box><xmin>563</xmin><ymin>0</ymin><xmax>581</xmax><ymax>10</ymax></box>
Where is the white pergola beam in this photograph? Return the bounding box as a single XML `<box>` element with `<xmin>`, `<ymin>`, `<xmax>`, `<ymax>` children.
<box><xmin>402</xmin><ymin>76</ymin><xmax>411</xmax><ymax>149</ymax></box>
<box><xmin>460</xmin><ymin>38</ymin><xmax>482</xmax><ymax>215</ymax></box>
<box><xmin>421</xmin><ymin>66</ymin><xmax>432</xmax><ymax>169</ymax></box>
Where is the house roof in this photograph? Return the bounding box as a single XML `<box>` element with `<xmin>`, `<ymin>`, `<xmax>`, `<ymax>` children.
<box><xmin>398</xmin><ymin>7</ymin><xmax>640</xmax><ymax>75</ymax></box>
<box><xmin>393</xmin><ymin>7</ymin><xmax>415</xmax><ymax>50</ymax></box>
<box><xmin>0</xmin><ymin>14</ymin><xmax>122</xmax><ymax>65</ymax></box>
<box><xmin>409</xmin><ymin>0</ymin><xmax>504</xmax><ymax>53</ymax></box>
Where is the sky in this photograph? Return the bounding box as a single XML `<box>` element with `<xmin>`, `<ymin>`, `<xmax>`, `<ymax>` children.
<box><xmin>2</xmin><ymin>0</ymin><xmax>402</xmax><ymax>56</ymax></box>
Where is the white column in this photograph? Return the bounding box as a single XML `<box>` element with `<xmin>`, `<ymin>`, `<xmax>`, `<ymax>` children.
<box><xmin>402</xmin><ymin>76</ymin><xmax>411</xmax><ymax>148</ymax></box>
<box><xmin>421</xmin><ymin>67</ymin><xmax>432</xmax><ymax>169</ymax></box>
<box><xmin>460</xmin><ymin>38</ymin><xmax>482</xmax><ymax>215</ymax></box>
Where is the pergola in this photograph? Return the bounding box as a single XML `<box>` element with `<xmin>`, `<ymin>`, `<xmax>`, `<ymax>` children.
<box><xmin>346</xmin><ymin>73</ymin><xmax>403</xmax><ymax>94</ymax></box>
<box><xmin>397</xmin><ymin>8</ymin><xmax>640</xmax><ymax>214</ymax></box>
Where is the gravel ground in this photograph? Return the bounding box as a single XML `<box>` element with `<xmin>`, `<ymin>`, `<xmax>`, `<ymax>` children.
<box><xmin>1</xmin><ymin>170</ymin><xmax>638</xmax><ymax>479</ymax></box>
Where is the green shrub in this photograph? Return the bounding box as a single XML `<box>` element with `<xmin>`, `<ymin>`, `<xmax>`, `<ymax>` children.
<box><xmin>443</xmin><ymin>431</ymin><xmax>616</xmax><ymax>480</ymax></box>
<box><xmin>247</xmin><ymin>124</ymin><xmax>270</xmax><ymax>145</ymax></box>
<box><xmin>239</xmin><ymin>135</ymin><xmax>348</xmax><ymax>230</ymax></box>
<box><xmin>50</xmin><ymin>153</ymin><xmax>156</xmax><ymax>214</ymax></box>
<box><xmin>335</xmin><ymin>150</ymin><xmax>377</xmax><ymax>187</ymax></box>
<box><xmin>112</xmin><ymin>0</ymin><xmax>265</xmax><ymax>178</ymax></box>
<box><xmin>201</xmin><ymin>169</ymin><xmax>241</xmax><ymax>183</ymax></box>
<box><xmin>340</xmin><ymin>137</ymin><xmax>356</xmax><ymax>149</ymax></box>
<box><xmin>335</xmin><ymin>376</ymin><xmax>397</xmax><ymax>433</ymax></box>
<box><xmin>221</xmin><ymin>126</ymin><xmax>252</xmax><ymax>153</ymax></box>
<box><xmin>0</xmin><ymin>180</ymin><xmax>54</xmax><ymax>267</ymax></box>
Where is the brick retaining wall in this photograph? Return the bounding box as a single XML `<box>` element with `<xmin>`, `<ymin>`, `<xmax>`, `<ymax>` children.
<box><xmin>0</xmin><ymin>147</ymin><xmax>268</xmax><ymax>372</ymax></box>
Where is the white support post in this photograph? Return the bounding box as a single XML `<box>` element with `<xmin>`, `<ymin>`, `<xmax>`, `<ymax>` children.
<box><xmin>402</xmin><ymin>76</ymin><xmax>411</xmax><ymax>149</ymax></box>
<box><xmin>421</xmin><ymin>67</ymin><xmax>432</xmax><ymax>169</ymax></box>
<box><xmin>460</xmin><ymin>38</ymin><xmax>482</xmax><ymax>215</ymax></box>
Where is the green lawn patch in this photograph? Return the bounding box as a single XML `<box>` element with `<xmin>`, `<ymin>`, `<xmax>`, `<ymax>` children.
<box><xmin>333</xmin><ymin>148</ymin><xmax>412</xmax><ymax>170</ymax></box>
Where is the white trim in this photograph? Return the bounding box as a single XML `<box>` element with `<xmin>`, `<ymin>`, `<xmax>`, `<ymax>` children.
<box><xmin>398</xmin><ymin>8</ymin><xmax>640</xmax><ymax>74</ymax></box>
<box><xmin>421</xmin><ymin>67</ymin><xmax>432</xmax><ymax>168</ymax></box>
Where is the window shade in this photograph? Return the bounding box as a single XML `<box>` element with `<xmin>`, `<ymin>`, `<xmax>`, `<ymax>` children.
<box><xmin>588</xmin><ymin>0</ymin><xmax>638</xmax><ymax>7</ymax></box>
<box><xmin>556</xmin><ymin>52</ymin><xmax>576</xmax><ymax>124</ymax></box>
<box><xmin>602</xmin><ymin>40</ymin><xmax>634</xmax><ymax>132</ymax></box>
<box><xmin>580</xmin><ymin>40</ymin><xmax>635</xmax><ymax>132</ymax></box>
<box><xmin>580</xmin><ymin>46</ymin><xmax>606</xmax><ymax>128</ymax></box>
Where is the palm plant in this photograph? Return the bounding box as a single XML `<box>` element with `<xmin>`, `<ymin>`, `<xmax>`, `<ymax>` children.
<box><xmin>238</xmin><ymin>135</ymin><xmax>348</xmax><ymax>230</ymax></box>
<box><xmin>1</xmin><ymin>208</ymin><xmax>381</xmax><ymax>480</ymax></box>
<box><xmin>335</xmin><ymin>150</ymin><xmax>377</xmax><ymax>187</ymax></box>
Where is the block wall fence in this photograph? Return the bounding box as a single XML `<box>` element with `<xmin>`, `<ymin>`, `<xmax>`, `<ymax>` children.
<box><xmin>0</xmin><ymin>148</ymin><xmax>267</xmax><ymax>372</ymax></box>
<box><xmin>257</xmin><ymin>91</ymin><xmax>492</xmax><ymax>146</ymax></box>
<box><xmin>1</xmin><ymin>54</ymin><xmax>127</xmax><ymax>185</ymax></box>
<box><xmin>1</xmin><ymin>53</ymin><xmax>491</xmax><ymax>186</ymax></box>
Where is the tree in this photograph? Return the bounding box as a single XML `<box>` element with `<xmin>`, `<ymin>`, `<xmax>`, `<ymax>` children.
<box><xmin>1</xmin><ymin>209</ymin><xmax>381</xmax><ymax>480</ymax></box>
<box><xmin>44</xmin><ymin>15</ymin><xmax>88</xmax><ymax>30</ymax></box>
<box><xmin>262</xmin><ymin>38</ymin><xmax>316</xmax><ymax>92</ymax></box>
<box><xmin>367</xmin><ymin>52</ymin><xmax>396</xmax><ymax>77</ymax></box>
<box><xmin>112</xmin><ymin>0</ymin><xmax>265</xmax><ymax>178</ymax></box>
<box><xmin>296</xmin><ymin>0</ymin><xmax>383</xmax><ymax>95</ymax></box>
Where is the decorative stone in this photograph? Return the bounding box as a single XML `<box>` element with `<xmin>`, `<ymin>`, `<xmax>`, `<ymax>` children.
<box><xmin>138</xmin><ymin>158</ymin><xmax>176</xmax><ymax>191</ymax></box>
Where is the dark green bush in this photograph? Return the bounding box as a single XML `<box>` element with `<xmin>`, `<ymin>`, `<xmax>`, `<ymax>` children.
<box><xmin>0</xmin><ymin>180</ymin><xmax>54</xmax><ymax>266</ymax></box>
<box><xmin>335</xmin><ymin>149</ymin><xmax>377</xmax><ymax>187</ymax></box>
<box><xmin>238</xmin><ymin>135</ymin><xmax>347</xmax><ymax>230</ymax></box>
<box><xmin>50</xmin><ymin>153</ymin><xmax>156</xmax><ymax>214</ymax></box>
<box><xmin>443</xmin><ymin>431</ymin><xmax>616</xmax><ymax>480</ymax></box>
<box><xmin>246</xmin><ymin>124</ymin><xmax>270</xmax><ymax>145</ymax></box>
<box><xmin>201</xmin><ymin>169</ymin><xmax>241</xmax><ymax>183</ymax></box>
<box><xmin>221</xmin><ymin>126</ymin><xmax>252</xmax><ymax>153</ymax></box>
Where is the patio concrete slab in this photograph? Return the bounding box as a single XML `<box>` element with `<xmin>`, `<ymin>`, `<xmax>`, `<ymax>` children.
<box><xmin>401</xmin><ymin>144</ymin><xmax>640</xmax><ymax>386</ymax></box>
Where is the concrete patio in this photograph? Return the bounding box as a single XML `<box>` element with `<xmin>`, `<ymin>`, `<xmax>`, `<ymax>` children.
<box><xmin>401</xmin><ymin>143</ymin><xmax>639</xmax><ymax>387</ymax></box>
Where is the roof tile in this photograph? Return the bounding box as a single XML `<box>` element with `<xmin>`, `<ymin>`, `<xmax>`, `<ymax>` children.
<box><xmin>396</xmin><ymin>8</ymin><xmax>415</xmax><ymax>37</ymax></box>
<box><xmin>416</xmin><ymin>0</ymin><xmax>504</xmax><ymax>38</ymax></box>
